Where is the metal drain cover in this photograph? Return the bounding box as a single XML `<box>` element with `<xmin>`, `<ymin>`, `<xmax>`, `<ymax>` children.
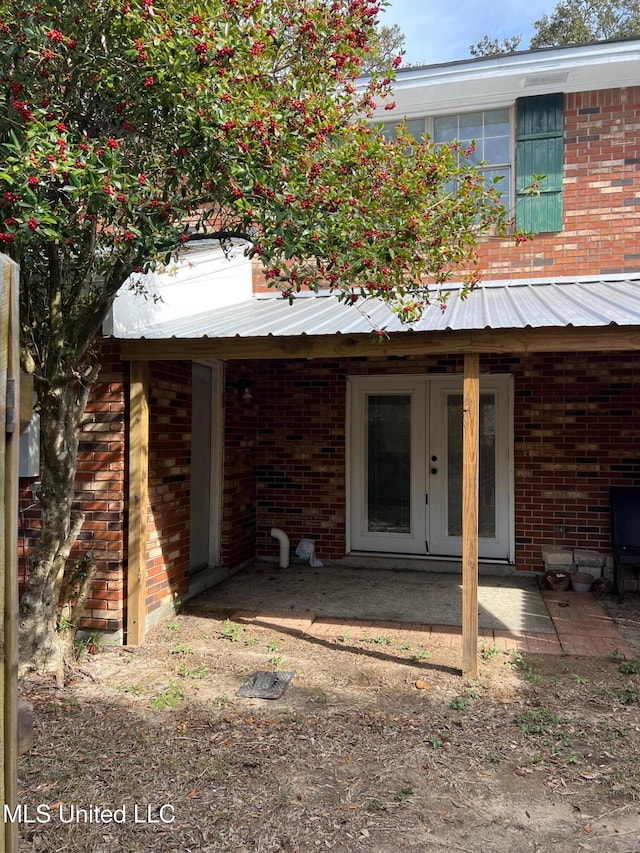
<box><xmin>236</xmin><ymin>671</ymin><xmax>295</xmax><ymax>699</ymax></box>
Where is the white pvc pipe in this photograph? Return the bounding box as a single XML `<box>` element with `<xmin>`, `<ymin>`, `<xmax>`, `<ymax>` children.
<box><xmin>270</xmin><ymin>527</ymin><xmax>290</xmax><ymax>568</ymax></box>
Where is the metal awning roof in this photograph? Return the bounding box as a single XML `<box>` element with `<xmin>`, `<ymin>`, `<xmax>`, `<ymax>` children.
<box><xmin>112</xmin><ymin>274</ymin><xmax>640</xmax><ymax>341</ymax></box>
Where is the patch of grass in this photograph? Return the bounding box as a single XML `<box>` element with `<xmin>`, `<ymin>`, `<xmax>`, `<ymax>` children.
<box><xmin>221</xmin><ymin>620</ymin><xmax>242</xmax><ymax>642</ymax></box>
<box><xmin>607</xmin><ymin>767</ymin><xmax>640</xmax><ymax>800</ymax></box>
<box><xmin>465</xmin><ymin>683</ymin><xmax>482</xmax><ymax>699</ymax></box>
<box><xmin>268</xmin><ymin>654</ymin><xmax>284</xmax><ymax>669</ymax></box>
<box><xmin>411</xmin><ymin>648</ymin><xmax>432</xmax><ymax>662</ymax></box>
<box><xmin>480</xmin><ymin>642</ymin><xmax>501</xmax><ymax>661</ymax></box>
<box><xmin>617</xmin><ymin>682</ymin><xmax>639</xmax><ymax>705</ymax></box>
<box><xmin>512</xmin><ymin>651</ymin><xmax>542</xmax><ymax>684</ymax></box>
<box><xmin>572</xmin><ymin>673</ymin><xmax>589</xmax><ymax>685</ymax></box>
<box><xmin>177</xmin><ymin>663</ymin><xmax>209</xmax><ymax>679</ymax></box>
<box><xmin>74</xmin><ymin>631</ymin><xmax>102</xmax><ymax>659</ymax></box>
<box><xmin>120</xmin><ymin>683</ymin><xmax>144</xmax><ymax>696</ymax></box>
<box><xmin>393</xmin><ymin>787</ymin><xmax>414</xmax><ymax>802</ymax></box>
<box><xmin>170</xmin><ymin>643</ymin><xmax>193</xmax><ymax>656</ymax></box>
<box><xmin>279</xmin><ymin>785</ymin><xmax>292</xmax><ymax>804</ymax></box>
<box><xmin>429</xmin><ymin>736</ymin><xmax>443</xmax><ymax>749</ymax></box>
<box><xmin>450</xmin><ymin>696</ymin><xmax>469</xmax><ymax>712</ymax></box>
<box><xmin>212</xmin><ymin>694</ymin><xmax>229</xmax><ymax>707</ymax></box>
<box><xmin>277</xmin><ymin>707</ymin><xmax>303</xmax><ymax>724</ymax></box>
<box><xmin>610</xmin><ymin>647</ymin><xmax>626</xmax><ymax>662</ymax></box>
<box><xmin>369</xmin><ymin>634</ymin><xmax>393</xmax><ymax>646</ymax></box>
<box><xmin>619</xmin><ymin>660</ymin><xmax>640</xmax><ymax>675</ymax></box>
<box><xmin>517</xmin><ymin>708</ymin><xmax>560</xmax><ymax>735</ymax></box>
<box><xmin>150</xmin><ymin>682</ymin><xmax>185</xmax><ymax>710</ymax></box>
<box><xmin>267</xmin><ymin>640</ymin><xmax>279</xmax><ymax>653</ymax></box>
<box><xmin>336</xmin><ymin>632</ymin><xmax>351</xmax><ymax>643</ymax></box>
<box><xmin>244</xmin><ymin>635</ymin><xmax>258</xmax><ymax>646</ymax></box>
<box><xmin>166</xmin><ymin>621</ymin><xmax>180</xmax><ymax>635</ymax></box>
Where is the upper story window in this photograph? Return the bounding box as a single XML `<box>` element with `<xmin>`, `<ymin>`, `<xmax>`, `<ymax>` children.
<box><xmin>377</xmin><ymin>94</ymin><xmax>563</xmax><ymax>234</ymax></box>
<box><xmin>433</xmin><ymin>108</ymin><xmax>512</xmax><ymax>212</ymax></box>
<box><xmin>378</xmin><ymin>109</ymin><xmax>513</xmax><ymax>213</ymax></box>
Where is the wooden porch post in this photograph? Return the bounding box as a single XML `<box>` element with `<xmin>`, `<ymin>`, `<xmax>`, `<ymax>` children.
<box><xmin>2</xmin><ymin>256</ymin><xmax>20</xmax><ymax>853</ymax></box>
<box><xmin>462</xmin><ymin>353</ymin><xmax>479</xmax><ymax>678</ymax></box>
<box><xmin>127</xmin><ymin>361</ymin><xmax>149</xmax><ymax>646</ymax></box>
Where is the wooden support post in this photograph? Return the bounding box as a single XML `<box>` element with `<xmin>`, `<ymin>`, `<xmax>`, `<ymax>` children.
<box><xmin>462</xmin><ymin>353</ymin><xmax>479</xmax><ymax>678</ymax></box>
<box><xmin>2</xmin><ymin>256</ymin><xmax>20</xmax><ymax>853</ymax></box>
<box><xmin>127</xmin><ymin>361</ymin><xmax>149</xmax><ymax>646</ymax></box>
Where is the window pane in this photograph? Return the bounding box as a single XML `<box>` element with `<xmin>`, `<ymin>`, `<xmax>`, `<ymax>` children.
<box><xmin>483</xmin><ymin>166</ymin><xmax>511</xmax><ymax>209</ymax></box>
<box><xmin>367</xmin><ymin>395</ymin><xmax>411</xmax><ymax>534</ymax></box>
<box><xmin>434</xmin><ymin>108</ymin><xmax>511</xmax><ymax>170</ymax></box>
<box><xmin>446</xmin><ymin>395</ymin><xmax>463</xmax><ymax>537</ymax></box>
<box><xmin>378</xmin><ymin>120</ymin><xmax>399</xmax><ymax>142</ymax></box>
<box><xmin>405</xmin><ymin>118</ymin><xmax>426</xmax><ymax>141</ymax></box>
<box><xmin>484</xmin><ymin>108</ymin><xmax>510</xmax><ymax>137</ymax></box>
<box><xmin>463</xmin><ymin>143</ymin><xmax>483</xmax><ymax>166</ymax></box>
<box><xmin>459</xmin><ymin>111</ymin><xmax>483</xmax><ymax>139</ymax></box>
<box><xmin>434</xmin><ymin>115</ymin><xmax>458</xmax><ymax>142</ymax></box>
<box><xmin>446</xmin><ymin>393</ymin><xmax>496</xmax><ymax>539</ymax></box>
<box><xmin>484</xmin><ymin>135</ymin><xmax>510</xmax><ymax>165</ymax></box>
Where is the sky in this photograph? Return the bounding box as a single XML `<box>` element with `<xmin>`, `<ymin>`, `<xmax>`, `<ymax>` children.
<box><xmin>380</xmin><ymin>0</ymin><xmax>559</xmax><ymax>66</ymax></box>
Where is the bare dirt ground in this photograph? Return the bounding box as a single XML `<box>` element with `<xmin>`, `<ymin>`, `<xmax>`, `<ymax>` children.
<box><xmin>17</xmin><ymin>594</ymin><xmax>640</xmax><ymax>853</ymax></box>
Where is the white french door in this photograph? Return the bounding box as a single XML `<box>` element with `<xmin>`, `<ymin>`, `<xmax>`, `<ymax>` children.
<box><xmin>348</xmin><ymin>374</ymin><xmax>512</xmax><ymax>560</ymax></box>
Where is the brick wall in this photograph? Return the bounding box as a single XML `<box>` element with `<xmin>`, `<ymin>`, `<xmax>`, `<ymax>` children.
<box><xmin>477</xmin><ymin>86</ymin><xmax>640</xmax><ymax>279</ymax></box>
<box><xmin>254</xmin><ymin>359</ymin><xmax>347</xmax><ymax>561</ymax></box>
<box><xmin>145</xmin><ymin>361</ymin><xmax>192</xmax><ymax>619</ymax></box>
<box><xmin>18</xmin><ymin>355</ymin><xmax>197</xmax><ymax>637</ymax></box>
<box><xmin>77</xmin><ymin>344</ymin><xmax>127</xmax><ymax>631</ymax></box>
<box><xmin>18</xmin><ymin>342</ymin><xmax>127</xmax><ymax>635</ymax></box>
<box><xmin>220</xmin><ymin>362</ymin><xmax>258</xmax><ymax>567</ymax></box>
<box><xmin>513</xmin><ymin>350</ymin><xmax>640</xmax><ymax>573</ymax></box>
<box><xmin>248</xmin><ymin>352</ymin><xmax>640</xmax><ymax>573</ymax></box>
<box><xmin>252</xmin><ymin>86</ymin><xmax>640</xmax><ymax>292</ymax></box>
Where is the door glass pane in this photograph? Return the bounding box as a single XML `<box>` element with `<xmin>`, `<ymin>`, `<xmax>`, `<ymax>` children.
<box><xmin>367</xmin><ymin>395</ymin><xmax>411</xmax><ymax>534</ymax></box>
<box><xmin>446</xmin><ymin>393</ymin><xmax>496</xmax><ymax>538</ymax></box>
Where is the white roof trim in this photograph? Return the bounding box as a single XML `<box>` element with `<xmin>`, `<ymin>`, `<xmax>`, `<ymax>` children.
<box><xmin>367</xmin><ymin>39</ymin><xmax>640</xmax><ymax>118</ymax></box>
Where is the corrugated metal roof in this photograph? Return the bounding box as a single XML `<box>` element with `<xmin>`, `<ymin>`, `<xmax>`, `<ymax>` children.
<box><xmin>112</xmin><ymin>274</ymin><xmax>640</xmax><ymax>340</ymax></box>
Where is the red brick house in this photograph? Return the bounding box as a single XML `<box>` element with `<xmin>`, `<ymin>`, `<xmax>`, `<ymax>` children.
<box><xmin>18</xmin><ymin>38</ymin><xmax>640</xmax><ymax>645</ymax></box>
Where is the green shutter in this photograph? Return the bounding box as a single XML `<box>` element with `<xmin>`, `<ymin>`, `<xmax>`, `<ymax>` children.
<box><xmin>516</xmin><ymin>94</ymin><xmax>563</xmax><ymax>233</ymax></box>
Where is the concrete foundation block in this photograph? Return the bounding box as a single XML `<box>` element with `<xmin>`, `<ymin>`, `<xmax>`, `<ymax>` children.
<box><xmin>573</xmin><ymin>549</ymin><xmax>606</xmax><ymax>569</ymax></box>
<box><xmin>541</xmin><ymin>548</ymin><xmax>573</xmax><ymax>567</ymax></box>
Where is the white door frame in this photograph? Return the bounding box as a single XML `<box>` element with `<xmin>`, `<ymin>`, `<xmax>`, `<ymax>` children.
<box><xmin>347</xmin><ymin>373</ymin><xmax>514</xmax><ymax>561</ymax></box>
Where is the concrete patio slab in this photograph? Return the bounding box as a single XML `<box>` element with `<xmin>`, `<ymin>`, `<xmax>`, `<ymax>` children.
<box><xmin>189</xmin><ymin>562</ymin><xmax>635</xmax><ymax>659</ymax></box>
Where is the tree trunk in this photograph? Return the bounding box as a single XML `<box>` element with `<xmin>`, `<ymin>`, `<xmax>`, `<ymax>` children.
<box><xmin>18</xmin><ymin>369</ymin><xmax>96</xmax><ymax>680</ymax></box>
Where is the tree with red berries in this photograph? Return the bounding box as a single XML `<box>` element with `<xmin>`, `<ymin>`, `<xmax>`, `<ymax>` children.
<box><xmin>0</xmin><ymin>0</ymin><xmax>509</xmax><ymax>674</ymax></box>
